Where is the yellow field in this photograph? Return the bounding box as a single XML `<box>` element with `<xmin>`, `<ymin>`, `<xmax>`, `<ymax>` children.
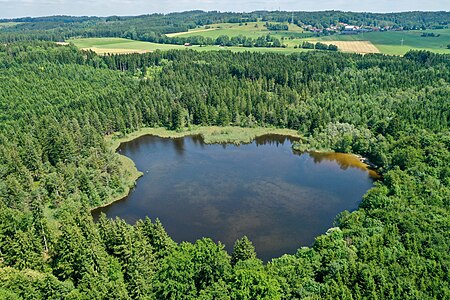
<box><xmin>319</xmin><ymin>41</ymin><xmax>380</xmax><ymax>54</ymax></box>
<box><xmin>70</xmin><ymin>36</ymin><xmax>386</xmax><ymax>56</ymax></box>
<box><xmin>69</xmin><ymin>38</ymin><xmax>187</xmax><ymax>55</ymax></box>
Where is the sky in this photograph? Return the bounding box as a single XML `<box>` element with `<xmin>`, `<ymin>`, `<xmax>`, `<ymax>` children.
<box><xmin>0</xmin><ymin>0</ymin><xmax>448</xmax><ymax>19</ymax></box>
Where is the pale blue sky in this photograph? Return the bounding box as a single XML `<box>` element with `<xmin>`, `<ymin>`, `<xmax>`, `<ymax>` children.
<box><xmin>0</xmin><ymin>0</ymin><xmax>448</xmax><ymax>19</ymax></box>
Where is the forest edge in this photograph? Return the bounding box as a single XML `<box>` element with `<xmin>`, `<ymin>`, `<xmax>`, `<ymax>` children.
<box><xmin>92</xmin><ymin>126</ymin><xmax>378</xmax><ymax>211</ymax></box>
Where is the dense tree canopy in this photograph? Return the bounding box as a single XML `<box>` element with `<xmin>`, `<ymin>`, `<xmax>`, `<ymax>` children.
<box><xmin>0</xmin><ymin>42</ymin><xmax>449</xmax><ymax>298</ymax></box>
<box><xmin>0</xmin><ymin>10</ymin><xmax>448</xmax><ymax>43</ymax></box>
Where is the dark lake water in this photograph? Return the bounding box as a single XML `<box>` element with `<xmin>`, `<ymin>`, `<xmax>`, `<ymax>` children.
<box><xmin>93</xmin><ymin>134</ymin><xmax>377</xmax><ymax>261</ymax></box>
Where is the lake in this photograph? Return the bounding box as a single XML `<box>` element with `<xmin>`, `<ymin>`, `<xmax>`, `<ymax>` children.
<box><xmin>93</xmin><ymin>134</ymin><xmax>377</xmax><ymax>261</ymax></box>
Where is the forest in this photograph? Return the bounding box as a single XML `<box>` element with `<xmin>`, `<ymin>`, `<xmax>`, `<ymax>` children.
<box><xmin>183</xmin><ymin>34</ymin><xmax>286</xmax><ymax>48</ymax></box>
<box><xmin>0</xmin><ymin>41</ymin><xmax>449</xmax><ymax>299</ymax></box>
<box><xmin>0</xmin><ymin>10</ymin><xmax>449</xmax><ymax>43</ymax></box>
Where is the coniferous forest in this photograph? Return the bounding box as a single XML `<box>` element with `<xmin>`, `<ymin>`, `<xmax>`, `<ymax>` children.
<box><xmin>0</xmin><ymin>40</ymin><xmax>449</xmax><ymax>299</ymax></box>
<box><xmin>1</xmin><ymin>11</ymin><xmax>449</xmax><ymax>43</ymax></box>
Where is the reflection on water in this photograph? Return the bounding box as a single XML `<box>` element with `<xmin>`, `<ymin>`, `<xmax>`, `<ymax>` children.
<box><xmin>93</xmin><ymin>134</ymin><xmax>377</xmax><ymax>261</ymax></box>
<box><xmin>308</xmin><ymin>151</ymin><xmax>380</xmax><ymax>179</ymax></box>
<box><xmin>172</xmin><ymin>137</ymin><xmax>185</xmax><ymax>156</ymax></box>
<box><xmin>254</xmin><ymin>134</ymin><xmax>299</xmax><ymax>146</ymax></box>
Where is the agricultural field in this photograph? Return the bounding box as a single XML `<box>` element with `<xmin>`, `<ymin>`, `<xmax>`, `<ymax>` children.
<box><xmin>0</xmin><ymin>22</ymin><xmax>21</xmax><ymax>28</ymax></box>
<box><xmin>314</xmin><ymin>41</ymin><xmax>380</xmax><ymax>54</ymax></box>
<box><xmin>167</xmin><ymin>21</ymin><xmax>310</xmax><ymax>40</ymax></box>
<box><xmin>2</xmin><ymin>9</ymin><xmax>450</xmax><ymax>299</ymax></box>
<box><xmin>69</xmin><ymin>37</ymin><xmax>312</xmax><ymax>55</ymax></box>
<box><xmin>68</xmin><ymin>29</ymin><xmax>450</xmax><ymax>55</ymax></box>
<box><xmin>168</xmin><ymin>23</ymin><xmax>450</xmax><ymax>55</ymax></box>
<box><xmin>313</xmin><ymin>28</ymin><xmax>450</xmax><ymax>55</ymax></box>
<box><xmin>69</xmin><ymin>27</ymin><xmax>450</xmax><ymax>56</ymax></box>
<box><xmin>68</xmin><ymin>38</ymin><xmax>183</xmax><ymax>54</ymax></box>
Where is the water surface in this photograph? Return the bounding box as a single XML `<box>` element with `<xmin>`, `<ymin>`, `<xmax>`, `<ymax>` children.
<box><xmin>93</xmin><ymin>134</ymin><xmax>376</xmax><ymax>261</ymax></box>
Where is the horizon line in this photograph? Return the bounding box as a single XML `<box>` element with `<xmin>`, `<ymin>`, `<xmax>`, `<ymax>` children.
<box><xmin>2</xmin><ymin>9</ymin><xmax>450</xmax><ymax>21</ymax></box>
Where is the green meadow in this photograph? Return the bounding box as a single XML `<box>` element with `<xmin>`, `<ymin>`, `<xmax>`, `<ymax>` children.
<box><xmin>69</xmin><ymin>37</ymin><xmax>311</xmax><ymax>54</ymax></box>
<box><xmin>167</xmin><ymin>21</ymin><xmax>309</xmax><ymax>40</ymax></box>
<box><xmin>314</xmin><ymin>28</ymin><xmax>450</xmax><ymax>55</ymax></box>
<box><xmin>69</xmin><ymin>27</ymin><xmax>450</xmax><ymax>56</ymax></box>
<box><xmin>169</xmin><ymin>23</ymin><xmax>450</xmax><ymax>55</ymax></box>
<box><xmin>68</xmin><ymin>37</ymin><xmax>184</xmax><ymax>52</ymax></box>
<box><xmin>0</xmin><ymin>22</ymin><xmax>21</xmax><ymax>28</ymax></box>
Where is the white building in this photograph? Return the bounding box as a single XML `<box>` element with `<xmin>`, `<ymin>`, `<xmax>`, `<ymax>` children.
<box><xmin>344</xmin><ymin>25</ymin><xmax>359</xmax><ymax>31</ymax></box>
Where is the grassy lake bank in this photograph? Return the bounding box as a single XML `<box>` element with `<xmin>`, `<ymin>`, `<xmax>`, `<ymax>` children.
<box><xmin>98</xmin><ymin>126</ymin><xmax>302</xmax><ymax>210</ymax></box>
<box><xmin>98</xmin><ymin>126</ymin><xmax>382</xmax><ymax>211</ymax></box>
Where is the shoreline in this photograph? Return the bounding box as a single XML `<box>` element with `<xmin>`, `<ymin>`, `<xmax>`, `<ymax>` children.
<box><xmin>93</xmin><ymin>126</ymin><xmax>380</xmax><ymax>212</ymax></box>
<box><xmin>292</xmin><ymin>143</ymin><xmax>379</xmax><ymax>175</ymax></box>
<box><xmin>106</xmin><ymin>126</ymin><xmax>302</xmax><ymax>149</ymax></box>
<box><xmin>92</xmin><ymin>126</ymin><xmax>302</xmax><ymax>211</ymax></box>
<box><xmin>91</xmin><ymin>154</ymin><xmax>143</xmax><ymax>212</ymax></box>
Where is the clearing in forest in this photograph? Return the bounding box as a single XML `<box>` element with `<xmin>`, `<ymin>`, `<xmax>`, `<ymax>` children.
<box><xmin>68</xmin><ymin>37</ymin><xmax>313</xmax><ymax>54</ymax></box>
<box><xmin>168</xmin><ymin>21</ymin><xmax>310</xmax><ymax>40</ymax></box>
<box><xmin>69</xmin><ymin>38</ymin><xmax>184</xmax><ymax>54</ymax></box>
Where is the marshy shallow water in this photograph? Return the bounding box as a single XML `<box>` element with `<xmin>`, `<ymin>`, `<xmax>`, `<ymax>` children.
<box><xmin>93</xmin><ymin>134</ymin><xmax>377</xmax><ymax>260</ymax></box>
